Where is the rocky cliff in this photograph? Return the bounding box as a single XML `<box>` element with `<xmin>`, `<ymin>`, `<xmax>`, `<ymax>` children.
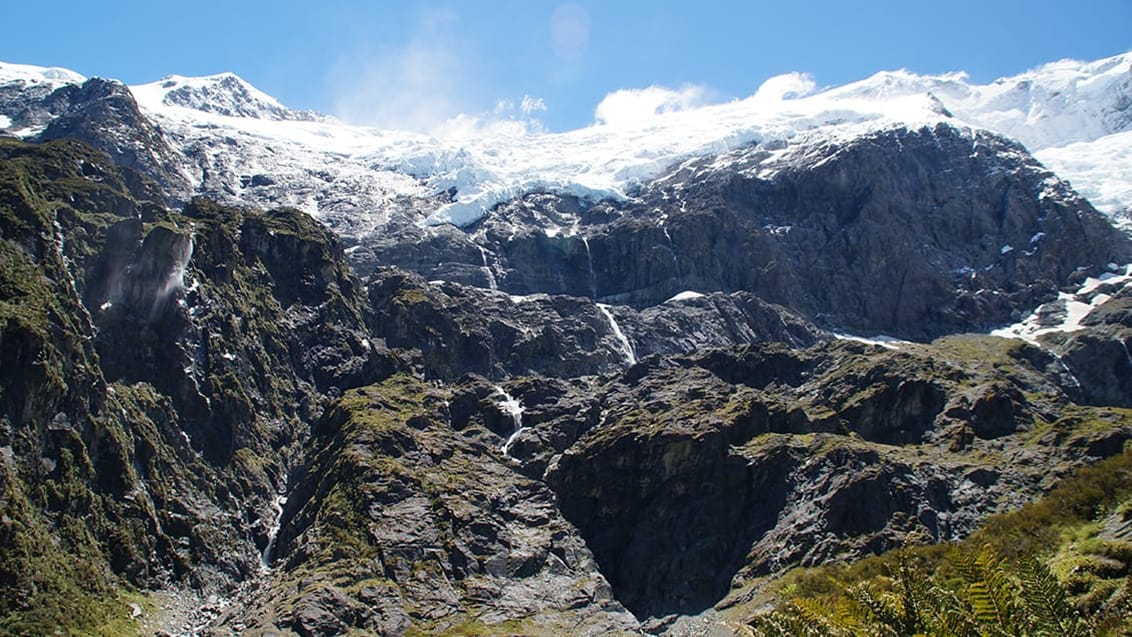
<box><xmin>0</xmin><ymin>138</ymin><xmax>400</xmax><ymax>632</ymax></box>
<box><xmin>354</xmin><ymin>124</ymin><xmax>1131</xmax><ymax>340</ymax></box>
<box><xmin>2</xmin><ymin>83</ymin><xmax>1132</xmax><ymax>635</ymax></box>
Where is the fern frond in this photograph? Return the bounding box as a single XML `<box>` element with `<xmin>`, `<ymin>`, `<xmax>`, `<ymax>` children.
<box><xmin>793</xmin><ymin>597</ymin><xmax>855</xmax><ymax>635</ymax></box>
<box><xmin>748</xmin><ymin>601</ymin><xmax>850</xmax><ymax>637</ymax></box>
<box><xmin>960</xmin><ymin>544</ymin><xmax>1020</xmax><ymax>633</ymax></box>
<box><xmin>914</xmin><ymin>583</ymin><xmax>981</xmax><ymax>637</ymax></box>
<box><xmin>847</xmin><ymin>583</ymin><xmax>904</xmax><ymax>636</ymax></box>
<box><xmin>897</xmin><ymin>551</ymin><xmax>926</xmax><ymax>636</ymax></box>
<box><xmin>1017</xmin><ymin>556</ymin><xmax>1091</xmax><ymax>637</ymax></box>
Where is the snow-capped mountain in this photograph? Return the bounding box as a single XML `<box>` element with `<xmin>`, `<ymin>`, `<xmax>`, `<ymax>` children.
<box><xmin>0</xmin><ymin>61</ymin><xmax>87</xmax><ymax>135</ymax></box>
<box><xmin>3</xmin><ymin>50</ymin><xmax>1131</xmax><ymax>340</ymax></box>
<box><xmin>5</xmin><ymin>51</ymin><xmax>1132</xmax><ymax>637</ymax></box>
<box><xmin>2</xmin><ymin>51</ymin><xmax>1131</xmax><ymax>235</ymax></box>
<box><xmin>131</xmin><ymin>72</ymin><xmax>327</xmax><ymax>122</ymax></box>
<box><xmin>824</xmin><ymin>53</ymin><xmax>1132</xmax><ymax>223</ymax></box>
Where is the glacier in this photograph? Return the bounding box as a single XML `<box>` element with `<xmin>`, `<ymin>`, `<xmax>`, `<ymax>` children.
<box><xmin>1</xmin><ymin>52</ymin><xmax>1131</xmax><ymax>233</ymax></box>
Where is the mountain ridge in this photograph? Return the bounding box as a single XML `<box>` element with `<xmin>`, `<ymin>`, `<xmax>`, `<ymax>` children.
<box><xmin>2</xmin><ymin>49</ymin><xmax>1132</xmax><ymax>635</ymax></box>
<box><xmin>2</xmin><ymin>51</ymin><xmax>1131</xmax><ymax>231</ymax></box>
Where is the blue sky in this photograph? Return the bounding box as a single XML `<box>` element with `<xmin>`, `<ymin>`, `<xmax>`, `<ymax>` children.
<box><xmin>3</xmin><ymin>1</ymin><xmax>1130</xmax><ymax>132</ymax></box>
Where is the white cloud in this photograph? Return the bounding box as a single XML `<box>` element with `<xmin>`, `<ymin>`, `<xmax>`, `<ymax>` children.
<box><xmin>428</xmin><ymin>96</ymin><xmax>548</xmax><ymax>140</ymax></box>
<box><xmin>494</xmin><ymin>99</ymin><xmax>515</xmax><ymax>114</ymax></box>
<box><xmin>594</xmin><ymin>85</ymin><xmax>710</xmax><ymax>127</ymax></box>
<box><xmin>752</xmin><ymin>72</ymin><xmax>817</xmax><ymax>102</ymax></box>
<box><xmin>520</xmin><ymin>95</ymin><xmax>547</xmax><ymax>115</ymax></box>
<box><xmin>435</xmin><ymin>113</ymin><xmax>537</xmax><ymax>141</ymax></box>
<box><xmin>328</xmin><ymin>9</ymin><xmax>475</xmax><ymax>132</ymax></box>
<box><xmin>326</xmin><ymin>11</ymin><xmax>549</xmax><ymax>137</ymax></box>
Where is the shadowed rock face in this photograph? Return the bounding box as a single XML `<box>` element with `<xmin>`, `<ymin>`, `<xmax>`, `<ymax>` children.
<box><xmin>364</xmin><ymin>267</ymin><xmax>827</xmax><ymax>381</ymax></box>
<box><xmin>0</xmin><ymin>139</ymin><xmax>408</xmax><ymax>629</ymax></box>
<box><xmin>229</xmin><ymin>333</ymin><xmax>1130</xmax><ymax>629</ymax></box>
<box><xmin>5</xmin><ymin>111</ymin><xmax>1132</xmax><ymax>633</ymax></box>
<box><xmin>35</xmin><ymin>78</ymin><xmax>191</xmax><ymax>200</ymax></box>
<box><xmin>538</xmin><ymin>338</ymin><xmax>1132</xmax><ymax>620</ymax></box>
<box><xmin>355</xmin><ymin>124</ymin><xmax>1132</xmax><ymax>340</ymax></box>
<box><xmin>546</xmin><ymin>406</ymin><xmax>790</xmax><ymax>618</ymax></box>
<box><xmin>231</xmin><ymin>375</ymin><xmax>640</xmax><ymax>636</ymax></box>
<box><xmin>1051</xmin><ymin>284</ymin><xmax>1132</xmax><ymax>408</ymax></box>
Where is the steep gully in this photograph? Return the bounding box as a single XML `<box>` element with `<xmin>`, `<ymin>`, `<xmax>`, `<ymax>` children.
<box><xmin>4</xmin><ymin>116</ymin><xmax>1132</xmax><ymax>633</ymax></box>
<box><xmin>132</xmin><ymin>130</ymin><xmax>1132</xmax><ymax>630</ymax></box>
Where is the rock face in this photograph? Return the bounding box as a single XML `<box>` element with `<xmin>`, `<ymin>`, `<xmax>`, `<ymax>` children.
<box><xmin>542</xmin><ymin>337</ymin><xmax>1132</xmax><ymax>620</ymax></box>
<box><xmin>218</xmin><ymin>375</ymin><xmax>639</xmax><ymax>636</ymax></box>
<box><xmin>365</xmin><ymin>268</ymin><xmax>825</xmax><ymax>381</ymax></box>
<box><xmin>213</xmin><ymin>334</ymin><xmax>1132</xmax><ymax>631</ymax></box>
<box><xmin>0</xmin><ymin>138</ymin><xmax>403</xmax><ymax>631</ymax></box>
<box><xmin>3</xmin><ymin>96</ymin><xmax>1132</xmax><ymax>635</ymax></box>
<box><xmin>35</xmin><ymin>78</ymin><xmax>189</xmax><ymax>199</ymax></box>
<box><xmin>357</xmin><ymin>125</ymin><xmax>1132</xmax><ymax>340</ymax></box>
<box><xmin>1054</xmin><ymin>284</ymin><xmax>1132</xmax><ymax>408</ymax></box>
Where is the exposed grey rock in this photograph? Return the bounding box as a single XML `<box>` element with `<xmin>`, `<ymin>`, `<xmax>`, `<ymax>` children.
<box><xmin>542</xmin><ymin>337</ymin><xmax>1131</xmax><ymax>620</ymax></box>
<box><xmin>225</xmin><ymin>375</ymin><xmax>641</xmax><ymax>636</ymax></box>
<box><xmin>0</xmin><ymin>140</ymin><xmax>410</xmax><ymax>629</ymax></box>
<box><xmin>365</xmin><ymin>267</ymin><xmax>827</xmax><ymax>381</ymax></box>
<box><xmin>1038</xmin><ymin>278</ymin><xmax>1132</xmax><ymax>407</ymax></box>
<box><xmin>35</xmin><ymin>78</ymin><xmax>190</xmax><ymax>200</ymax></box>
<box><xmin>356</xmin><ymin>124</ymin><xmax>1132</xmax><ymax>340</ymax></box>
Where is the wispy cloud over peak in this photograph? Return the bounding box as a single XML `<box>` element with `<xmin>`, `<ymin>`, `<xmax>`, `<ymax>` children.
<box><xmin>328</xmin><ymin>9</ymin><xmax>473</xmax><ymax>132</ymax></box>
<box><xmin>593</xmin><ymin>85</ymin><xmax>711</xmax><ymax>126</ymax></box>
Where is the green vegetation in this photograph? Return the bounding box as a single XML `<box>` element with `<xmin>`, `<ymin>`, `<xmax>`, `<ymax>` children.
<box><xmin>751</xmin><ymin>545</ymin><xmax>1095</xmax><ymax>636</ymax></box>
<box><xmin>0</xmin><ymin>137</ymin><xmax>340</xmax><ymax>635</ymax></box>
<box><xmin>405</xmin><ymin>617</ymin><xmax>538</xmax><ymax>636</ymax></box>
<box><xmin>750</xmin><ymin>449</ymin><xmax>1132</xmax><ymax>635</ymax></box>
<box><xmin>251</xmin><ymin>376</ymin><xmax>433</xmax><ymax>622</ymax></box>
<box><xmin>1023</xmin><ymin>404</ymin><xmax>1132</xmax><ymax>449</ymax></box>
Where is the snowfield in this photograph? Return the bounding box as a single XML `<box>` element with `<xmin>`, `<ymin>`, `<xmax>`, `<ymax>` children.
<box><xmin>1</xmin><ymin>52</ymin><xmax>1131</xmax><ymax>232</ymax></box>
<box><xmin>992</xmin><ymin>264</ymin><xmax>1132</xmax><ymax>344</ymax></box>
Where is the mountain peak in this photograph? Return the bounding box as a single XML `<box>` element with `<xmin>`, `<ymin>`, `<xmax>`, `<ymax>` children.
<box><xmin>130</xmin><ymin>71</ymin><xmax>319</xmax><ymax>122</ymax></box>
<box><xmin>0</xmin><ymin>61</ymin><xmax>86</xmax><ymax>89</ymax></box>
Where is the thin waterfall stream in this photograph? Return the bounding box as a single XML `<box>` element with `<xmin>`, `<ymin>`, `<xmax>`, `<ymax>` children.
<box><xmin>598</xmin><ymin>303</ymin><xmax>637</xmax><ymax>365</ymax></box>
<box><xmin>493</xmin><ymin>385</ymin><xmax>525</xmax><ymax>457</ymax></box>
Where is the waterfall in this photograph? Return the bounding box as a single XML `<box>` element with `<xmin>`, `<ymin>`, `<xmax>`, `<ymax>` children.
<box><xmin>493</xmin><ymin>386</ymin><xmax>525</xmax><ymax>457</ymax></box>
<box><xmin>1123</xmin><ymin>338</ymin><xmax>1132</xmax><ymax>368</ymax></box>
<box><xmin>1056</xmin><ymin>355</ymin><xmax>1083</xmax><ymax>392</ymax></box>
<box><xmin>597</xmin><ymin>303</ymin><xmax>637</xmax><ymax>365</ymax></box>
<box><xmin>159</xmin><ymin>237</ymin><xmax>195</xmax><ymax>300</ymax></box>
<box><xmin>660</xmin><ymin>217</ymin><xmax>682</xmax><ymax>283</ymax></box>
<box><xmin>581</xmin><ymin>236</ymin><xmax>597</xmax><ymax>298</ymax></box>
<box><xmin>260</xmin><ymin>493</ymin><xmax>288</xmax><ymax>570</ymax></box>
<box><xmin>477</xmin><ymin>245</ymin><xmax>498</xmax><ymax>291</ymax></box>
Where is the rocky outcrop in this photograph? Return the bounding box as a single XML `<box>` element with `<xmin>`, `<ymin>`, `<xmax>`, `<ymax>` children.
<box><xmin>0</xmin><ymin>138</ymin><xmax>404</xmax><ymax>632</ymax></box>
<box><xmin>220</xmin><ymin>375</ymin><xmax>640</xmax><ymax>636</ymax></box>
<box><xmin>541</xmin><ymin>336</ymin><xmax>1132</xmax><ymax>620</ymax></box>
<box><xmin>0</xmin><ymin>138</ymin><xmax>229</xmax><ymax>629</ymax></box>
<box><xmin>35</xmin><ymin>78</ymin><xmax>190</xmax><ymax>200</ymax></box>
<box><xmin>1027</xmin><ymin>272</ymin><xmax>1132</xmax><ymax>408</ymax></box>
<box><xmin>356</xmin><ymin>124</ymin><xmax>1132</xmax><ymax>340</ymax></box>
<box><xmin>366</xmin><ymin>267</ymin><xmax>826</xmax><ymax>381</ymax></box>
<box><xmin>1069</xmin><ymin>281</ymin><xmax>1132</xmax><ymax>406</ymax></box>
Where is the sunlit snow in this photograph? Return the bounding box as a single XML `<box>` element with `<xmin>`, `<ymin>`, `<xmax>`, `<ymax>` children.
<box><xmin>0</xmin><ymin>61</ymin><xmax>86</xmax><ymax>88</ymax></box>
<box><xmin>992</xmin><ymin>264</ymin><xmax>1132</xmax><ymax>344</ymax></box>
<box><xmin>665</xmin><ymin>291</ymin><xmax>707</xmax><ymax>302</ymax></box>
<box><xmin>2</xmin><ymin>51</ymin><xmax>1131</xmax><ymax>231</ymax></box>
<box><xmin>833</xmin><ymin>333</ymin><xmax>911</xmax><ymax>350</ymax></box>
